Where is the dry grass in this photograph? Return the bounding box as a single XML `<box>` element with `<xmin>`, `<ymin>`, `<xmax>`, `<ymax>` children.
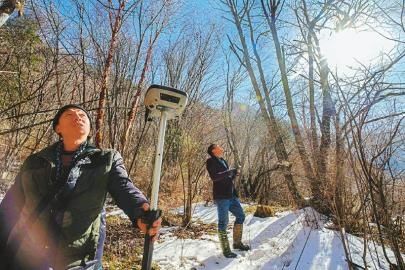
<box><xmin>244</xmin><ymin>203</ymin><xmax>293</xmax><ymax>217</ymax></box>
<box><xmin>102</xmin><ymin>213</ymin><xmax>218</xmax><ymax>269</ymax></box>
<box><xmin>103</xmin><ymin>215</ymin><xmax>160</xmax><ymax>270</ymax></box>
<box><xmin>171</xmin><ymin>221</ymin><xmax>218</xmax><ymax>239</ymax></box>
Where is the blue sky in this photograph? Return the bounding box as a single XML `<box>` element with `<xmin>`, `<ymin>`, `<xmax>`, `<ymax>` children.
<box><xmin>28</xmin><ymin>0</ymin><xmax>404</xmax><ymax>114</ymax></box>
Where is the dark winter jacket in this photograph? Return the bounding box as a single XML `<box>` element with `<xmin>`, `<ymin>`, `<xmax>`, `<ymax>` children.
<box><xmin>206</xmin><ymin>156</ymin><xmax>238</xmax><ymax>200</ymax></box>
<box><xmin>0</xmin><ymin>142</ymin><xmax>148</xmax><ymax>269</ymax></box>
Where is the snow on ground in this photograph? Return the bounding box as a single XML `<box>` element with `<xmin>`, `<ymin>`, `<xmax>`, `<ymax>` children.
<box><xmin>153</xmin><ymin>203</ymin><xmax>403</xmax><ymax>270</ymax></box>
<box><xmin>0</xmin><ymin>194</ymin><xmax>402</xmax><ymax>269</ymax></box>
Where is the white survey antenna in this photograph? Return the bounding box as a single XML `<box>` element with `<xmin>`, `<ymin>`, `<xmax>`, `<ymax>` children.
<box><xmin>144</xmin><ymin>84</ymin><xmax>188</xmax><ymax>120</ymax></box>
<box><xmin>142</xmin><ymin>85</ymin><xmax>187</xmax><ymax>270</ymax></box>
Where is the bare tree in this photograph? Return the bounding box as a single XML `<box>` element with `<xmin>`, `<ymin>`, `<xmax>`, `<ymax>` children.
<box><xmin>222</xmin><ymin>0</ymin><xmax>304</xmax><ymax>206</ymax></box>
<box><xmin>95</xmin><ymin>0</ymin><xmax>136</xmax><ymax>147</ymax></box>
<box><xmin>119</xmin><ymin>0</ymin><xmax>173</xmax><ymax>153</ymax></box>
<box><xmin>260</xmin><ymin>0</ymin><xmax>331</xmax><ymax>210</ymax></box>
<box><xmin>157</xmin><ymin>26</ymin><xmax>221</xmax><ymax>225</ymax></box>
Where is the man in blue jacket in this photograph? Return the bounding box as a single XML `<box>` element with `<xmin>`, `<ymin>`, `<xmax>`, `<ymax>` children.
<box><xmin>0</xmin><ymin>104</ymin><xmax>161</xmax><ymax>269</ymax></box>
<box><xmin>206</xmin><ymin>144</ymin><xmax>250</xmax><ymax>258</ymax></box>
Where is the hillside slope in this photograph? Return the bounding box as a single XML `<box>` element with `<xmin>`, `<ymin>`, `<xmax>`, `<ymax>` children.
<box><xmin>153</xmin><ymin>204</ymin><xmax>403</xmax><ymax>270</ymax></box>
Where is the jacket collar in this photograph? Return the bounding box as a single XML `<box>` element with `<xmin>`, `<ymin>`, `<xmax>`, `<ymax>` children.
<box><xmin>36</xmin><ymin>142</ymin><xmax>100</xmax><ymax>164</ymax></box>
<box><xmin>213</xmin><ymin>156</ymin><xmax>228</xmax><ymax>169</ymax></box>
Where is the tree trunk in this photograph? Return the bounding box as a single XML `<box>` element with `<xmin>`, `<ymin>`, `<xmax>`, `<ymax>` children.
<box><xmin>262</xmin><ymin>0</ymin><xmax>318</xmax><ymax>204</ymax></box>
<box><xmin>227</xmin><ymin>0</ymin><xmax>303</xmax><ymax>206</ymax></box>
<box><xmin>334</xmin><ymin>112</ymin><xmax>345</xmax><ymax>222</ymax></box>
<box><xmin>316</xmin><ymin>57</ymin><xmax>334</xmax><ymax>210</ymax></box>
<box><xmin>307</xmin><ymin>34</ymin><xmax>319</xmax><ymax>169</ymax></box>
<box><xmin>120</xmin><ymin>39</ymin><xmax>155</xmax><ymax>152</ymax></box>
<box><xmin>95</xmin><ymin>1</ymin><xmax>126</xmax><ymax>147</ymax></box>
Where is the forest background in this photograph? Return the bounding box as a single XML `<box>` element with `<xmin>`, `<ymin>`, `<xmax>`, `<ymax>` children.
<box><xmin>0</xmin><ymin>0</ymin><xmax>404</xmax><ymax>269</ymax></box>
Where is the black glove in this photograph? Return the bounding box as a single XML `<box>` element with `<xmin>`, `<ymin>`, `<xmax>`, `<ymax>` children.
<box><xmin>141</xmin><ymin>209</ymin><xmax>162</xmax><ymax>230</ymax></box>
<box><xmin>228</xmin><ymin>168</ymin><xmax>237</xmax><ymax>179</ymax></box>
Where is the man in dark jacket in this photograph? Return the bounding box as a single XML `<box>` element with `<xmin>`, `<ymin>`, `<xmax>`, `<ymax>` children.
<box><xmin>206</xmin><ymin>144</ymin><xmax>250</xmax><ymax>258</ymax></box>
<box><xmin>0</xmin><ymin>104</ymin><xmax>161</xmax><ymax>269</ymax></box>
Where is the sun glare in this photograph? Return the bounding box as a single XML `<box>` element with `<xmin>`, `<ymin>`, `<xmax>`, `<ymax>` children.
<box><xmin>319</xmin><ymin>28</ymin><xmax>395</xmax><ymax>73</ymax></box>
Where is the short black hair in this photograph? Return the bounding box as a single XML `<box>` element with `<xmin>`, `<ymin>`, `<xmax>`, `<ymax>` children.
<box><xmin>207</xmin><ymin>144</ymin><xmax>217</xmax><ymax>156</ymax></box>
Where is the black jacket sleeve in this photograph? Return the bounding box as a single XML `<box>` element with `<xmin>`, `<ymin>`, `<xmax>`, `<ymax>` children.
<box><xmin>107</xmin><ymin>151</ymin><xmax>148</xmax><ymax>225</ymax></box>
<box><xmin>206</xmin><ymin>158</ymin><xmax>236</xmax><ymax>182</ymax></box>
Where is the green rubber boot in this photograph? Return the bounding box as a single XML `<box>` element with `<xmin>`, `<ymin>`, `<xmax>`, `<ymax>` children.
<box><xmin>218</xmin><ymin>230</ymin><xmax>237</xmax><ymax>258</ymax></box>
<box><xmin>233</xmin><ymin>224</ymin><xmax>250</xmax><ymax>251</ymax></box>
